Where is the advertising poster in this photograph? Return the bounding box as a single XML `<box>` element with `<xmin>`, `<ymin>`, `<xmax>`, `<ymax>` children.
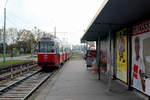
<box><xmin>86</xmin><ymin>50</ymin><xmax>97</xmax><ymax>72</ymax></box>
<box><xmin>100</xmin><ymin>40</ymin><xmax>108</xmax><ymax>73</ymax></box>
<box><xmin>116</xmin><ymin>28</ymin><xmax>128</xmax><ymax>83</ymax></box>
<box><xmin>132</xmin><ymin>20</ymin><xmax>150</xmax><ymax>95</ymax></box>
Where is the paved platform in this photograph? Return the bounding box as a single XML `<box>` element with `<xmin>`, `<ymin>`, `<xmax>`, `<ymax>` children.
<box><xmin>44</xmin><ymin>58</ymin><xmax>146</xmax><ymax>100</ymax></box>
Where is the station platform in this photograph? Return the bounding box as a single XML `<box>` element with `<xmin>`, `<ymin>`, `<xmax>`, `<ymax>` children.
<box><xmin>38</xmin><ymin>58</ymin><xmax>145</xmax><ymax>100</ymax></box>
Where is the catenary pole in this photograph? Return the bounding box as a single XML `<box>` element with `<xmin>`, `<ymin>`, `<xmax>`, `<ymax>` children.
<box><xmin>54</xmin><ymin>27</ymin><xmax>56</xmax><ymax>37</ymax></box>
<box><xmin>3</xmin><ymin>7</ymin><xmax>6</xmax><ymax>62</ymax></box>
<box><xmin>3</xmin><ymin>0</ymin><xmax>9</xmax><ymax>62</ymax></box>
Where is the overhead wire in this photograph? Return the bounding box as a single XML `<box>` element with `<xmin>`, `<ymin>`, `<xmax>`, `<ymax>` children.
<box><xmin>6</xmin><ymin>17</ymin><xmax>19</xmax><ymax>29</ymax></box>
<box><xmin>6</xmin><ymin>14</ymin><xmax>33</xmax><ymax>30</ymax></box>
<box><xmin>8</xmin><ymin>12</ymin><xmax>28</xmax><ymax>24</ymax></box>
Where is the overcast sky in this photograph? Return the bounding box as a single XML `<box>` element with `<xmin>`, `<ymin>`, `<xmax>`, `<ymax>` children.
<box><xmin>0</xmin><ymin>0</ymin><xmax>105</xmax><ymax>45</ymax></box>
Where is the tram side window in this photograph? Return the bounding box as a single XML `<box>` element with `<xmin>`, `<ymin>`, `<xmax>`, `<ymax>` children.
<box><xmin>59</xmin><ymin>47</ymin><xmax>63</xmax><ymax>53</ymax></box>
<box><xmin>55</xmin><ymin>44</ymin><xmax>59</xmax><ymax>54</ymax></box>
<box><xmin>56</xmin><ymin>47</ymin><xmax>59</xmax><ymax>54</ymax></box>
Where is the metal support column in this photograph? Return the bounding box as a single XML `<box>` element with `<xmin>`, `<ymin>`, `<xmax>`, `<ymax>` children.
<box><xmin>128</xmin><ymin>28</ymin><xmax>133</xmax><ymax>90</ymax></box>
<box><xmin>97</xmin><ymin>36</ymin><xmax>101</xmax><ymax>80</ymax></box>
<box><xmin>107</xmin><ymin>26</ymin><xmax>112</xmax><ymax>91</ymax></box>
<box><xmin>113</xmin><ymin>33</ymin><xmax>117</xmax><ymax>80</ymax></box>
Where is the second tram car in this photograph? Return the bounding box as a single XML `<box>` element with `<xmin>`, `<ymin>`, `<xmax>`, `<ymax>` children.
<box><xmin>38</xmin><ymin>37</ymin><xmax>71</xmax><ymax>69</ymax></box>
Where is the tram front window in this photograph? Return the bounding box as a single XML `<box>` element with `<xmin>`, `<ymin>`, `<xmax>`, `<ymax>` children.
<box><xmin>39</xmin><ymin>41</ymin><xmax>55</xmax><ymax>53</ymax></box>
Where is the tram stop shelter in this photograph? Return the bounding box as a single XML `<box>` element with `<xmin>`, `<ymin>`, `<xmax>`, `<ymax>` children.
<box><xmin>82</xmin><ymin>0</ymin><xmax>150</xmax><ymax>41</ymax></box>
<box><xmin>81</xmin><ymin>0</ymin><xmax>150</xmax><ymax>98</ymax></box>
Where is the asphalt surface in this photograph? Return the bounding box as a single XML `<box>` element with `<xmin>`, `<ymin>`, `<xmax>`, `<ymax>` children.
<box><xmin>32</xmin><ymin>58</ymin><xmax>147</xmax><ymax>100</ymax></box>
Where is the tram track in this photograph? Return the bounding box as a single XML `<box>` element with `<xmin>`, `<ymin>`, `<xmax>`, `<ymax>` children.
<box><xmin>0</xmin><ymin>69</ymin><xmax>58</xmax><ymax>100</ymax></box>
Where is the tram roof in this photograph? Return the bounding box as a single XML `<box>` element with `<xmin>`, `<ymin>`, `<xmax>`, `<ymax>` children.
<box><xmin>81</xmin><ymin>0</ymin><xmax>150</xmax><ymax>42</ymax></box>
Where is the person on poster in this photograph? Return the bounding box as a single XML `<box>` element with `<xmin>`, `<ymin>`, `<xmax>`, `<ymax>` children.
<box><xmin>132</xmin><ymin>36</ymin><xmax>146</xmax><ymax>92</ymax></box>
<box><xmin>118</xmin><ymin>36</ymin><xmax>125</xmax><ymax>63</ymax></box>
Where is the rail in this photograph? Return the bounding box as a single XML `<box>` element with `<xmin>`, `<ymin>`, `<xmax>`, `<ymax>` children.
<box><xmin>0</xmin><ymin>68</ymin><xmax>59</xmax><ymax>100</ymax></box>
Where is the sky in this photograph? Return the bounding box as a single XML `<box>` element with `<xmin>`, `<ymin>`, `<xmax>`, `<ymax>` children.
<box><xmin>0</xmin><ymin>0</ymin><xmax>106</xmax><ymax>45</ymax></box>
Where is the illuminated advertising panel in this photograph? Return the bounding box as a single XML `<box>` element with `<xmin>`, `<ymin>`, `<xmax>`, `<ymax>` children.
<box><xmin>132</xmin><ymin>20</ymin><xmax>150</xmax><ymax>95</ymax></box>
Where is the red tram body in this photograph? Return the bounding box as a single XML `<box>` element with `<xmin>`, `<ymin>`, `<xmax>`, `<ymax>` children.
<box><xmin>37</xmin><ymin>37</ymin><xmax>71</xmax><ymax>69</ymax></box>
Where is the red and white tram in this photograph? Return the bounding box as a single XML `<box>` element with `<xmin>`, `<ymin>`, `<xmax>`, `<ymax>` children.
<box><xmin>37</xmin><ymin>37</ymin><xmax>71</xmax><ymax>69</ymax></box>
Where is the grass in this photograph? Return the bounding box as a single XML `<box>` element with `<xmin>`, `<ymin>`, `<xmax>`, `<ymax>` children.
<box><xmin>0</xmin><ymin>60</ymin><xmax>32</xmax><ymax>67</ymax></box>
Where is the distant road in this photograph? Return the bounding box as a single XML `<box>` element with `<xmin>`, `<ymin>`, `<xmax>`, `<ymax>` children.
<box><xmin>0</xmin><ymin>55</ymin><xmax>37</xmax><ymax>62</ymax></box>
